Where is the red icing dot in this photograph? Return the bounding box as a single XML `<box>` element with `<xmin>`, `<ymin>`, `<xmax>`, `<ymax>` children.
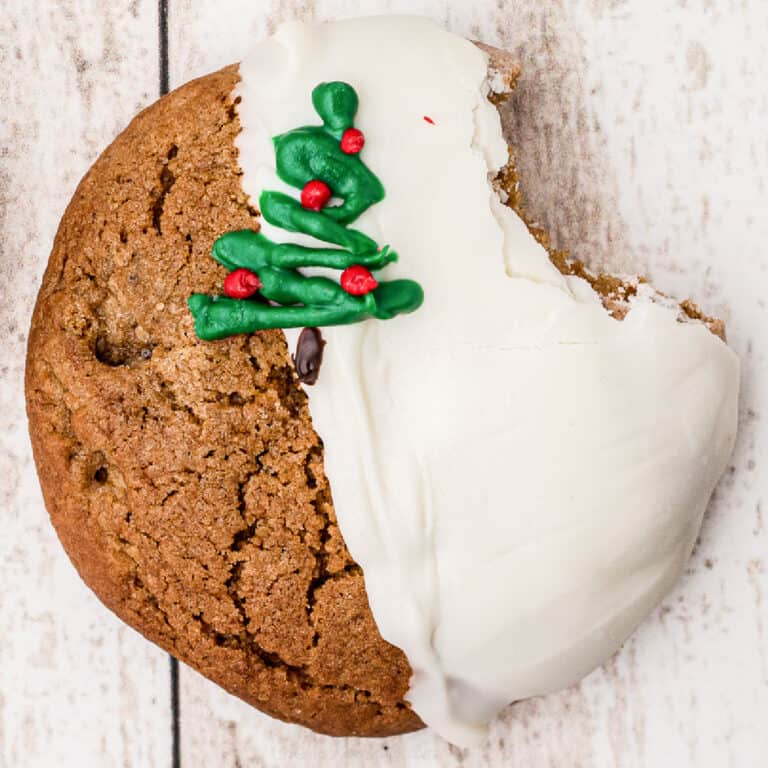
<box><xmin>423</xmin><ymin>115</ymin><xmax>436</xmax><ymax>125</ymax></box>
<box><xmin>340</xmin><ymin>128</ymin><xmax>365</xmax><ymax>154</ymax></box>
<box><xmin>224</xmin><ymin>268</ymin><xmax>262</xmax><ymax>299</ymax></box>
<box><xmin>301</xmin><ymin>179</ymin><xmax>332</xmax><ymax>211</ymax></box>
<box><xmin>341</xmin><ymin>265</ymin><xmax>378</xmax><ymax>296</ymax></box>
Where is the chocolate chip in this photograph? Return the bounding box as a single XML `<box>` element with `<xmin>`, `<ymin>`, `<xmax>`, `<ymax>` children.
<box><xmin>292</xmin><ymin>327</ymin><xmax>325</xmax><ymax>385</ymax></box>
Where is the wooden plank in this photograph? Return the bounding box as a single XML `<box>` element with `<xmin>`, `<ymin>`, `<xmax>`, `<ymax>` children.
<box><xmin>0</xmin><ymin>2</ymin><xmax>173</xmax><ymax>766</ymax></box>
<box><xmin>168</xmin><ymin>1</ymin><xmax>768</xmax><ymax>765</ymax></box>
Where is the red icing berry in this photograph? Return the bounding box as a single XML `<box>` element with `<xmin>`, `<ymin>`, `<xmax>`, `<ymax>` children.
<box><xmin>301</xmin><ymin>179</ymin><xmax>332</xmax><ymax>211</ymax></box>
<box><xmin>340</xmin><ymin>128</ymin><xmax>365</xmax><ymax>154</ymax></box>
<box><xmin>224</xmin><ymin>268</ymin><xmax>262</xmax><ymax>299</ymax></box>
<box><xmin>341</xmin><ymin>265</ymin><xmax>378</xmax><ymax>296</ymax></box>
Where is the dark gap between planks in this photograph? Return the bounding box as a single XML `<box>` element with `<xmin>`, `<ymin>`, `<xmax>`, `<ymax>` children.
<box><xmin>158</xmin><ymin>4</ymin><xmax>179</xmax><ymax>765</ymax></box>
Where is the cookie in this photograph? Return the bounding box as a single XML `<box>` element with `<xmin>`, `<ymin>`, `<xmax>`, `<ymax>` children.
<box><xmin>26</xmin><ymin>16</ymin><xmax>738</xmax><ymax>746</ymax></box>
<box><xmin>25</xmin><ymin>60</ymin><xmax>423</xmax><ymax>737</ymax></box>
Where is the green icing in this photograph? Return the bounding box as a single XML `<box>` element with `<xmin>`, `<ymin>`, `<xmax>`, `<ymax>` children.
<box><xmin>188</xmin><ymin>81</ymin><xmax>424</xmax><ymax>341</ymax></box>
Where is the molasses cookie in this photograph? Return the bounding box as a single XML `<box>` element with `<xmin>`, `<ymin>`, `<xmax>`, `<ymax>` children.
<box><xmin>26</xmin><ymin>16</ymin><xmax>739</xmax><ymax>746</ymax></box>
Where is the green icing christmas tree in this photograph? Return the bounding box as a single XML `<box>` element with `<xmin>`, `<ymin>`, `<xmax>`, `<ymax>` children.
<box><xmin>188</xmin><ymin>81</ymin><xmax>424</xmax><ymax>341</ymax></box>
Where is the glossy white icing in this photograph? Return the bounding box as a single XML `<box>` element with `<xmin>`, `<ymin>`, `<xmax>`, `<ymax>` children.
<box><xmin>236</xmin><ymin>16</ymin><xmax>739</xmax><ymax>747</ymax></box>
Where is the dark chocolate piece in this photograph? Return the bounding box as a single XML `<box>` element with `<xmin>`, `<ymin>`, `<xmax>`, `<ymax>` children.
<box><xmin>292</xmin><ymin>327</ymin><xmax>326</xmax><ymax>385</ymax></box>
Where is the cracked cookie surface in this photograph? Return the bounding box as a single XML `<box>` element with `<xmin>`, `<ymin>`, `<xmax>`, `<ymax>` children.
<box><xmin>25</xmin><ymin>65</ymin><xmax>421</xmax><ymax>738</ymax></box>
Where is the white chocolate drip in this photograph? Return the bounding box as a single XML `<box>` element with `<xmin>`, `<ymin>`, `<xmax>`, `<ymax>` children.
<box><xmin>236</xmin><ymin>16</ymin><xmax>739</xmax><ymax>747</ymax></box>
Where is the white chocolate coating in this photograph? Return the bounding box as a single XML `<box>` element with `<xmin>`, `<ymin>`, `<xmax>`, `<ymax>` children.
<box><xmin>236</xmin><ymin>16</ymin><xmax>739</xmax><ymax>747</ymax></box>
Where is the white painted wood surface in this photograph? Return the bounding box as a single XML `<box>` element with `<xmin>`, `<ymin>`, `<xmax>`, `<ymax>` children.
<box><xmin>0</xmin><ymin>3</ymin><xmax>172</xmax><ymax>767</ymax></box>
<box><xmin>2</xmin><ymin>1</ymin><xmax>766</xmax><ymax>766</ymax></box>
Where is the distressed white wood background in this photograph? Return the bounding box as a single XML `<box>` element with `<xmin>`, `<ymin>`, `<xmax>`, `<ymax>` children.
<box><xmin>0</xmin><ymin>3</ymin><xmax>172</xmax><ymax>768</ymax></box>
<box><xmin>1</xmin><ymin>1</ymin><xmax>766</xmax><ymax>766</ymax></box>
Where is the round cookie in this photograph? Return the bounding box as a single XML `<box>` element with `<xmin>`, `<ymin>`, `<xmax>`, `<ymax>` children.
<box><xmin>25</xmin><ymin>64</ymin><xmax>421</xmax><ymax>738</ymax></box>
<box><xmin>26</xmin><ymin>17</ymin><xmax>738</xmax><ymax>746</ymax></box>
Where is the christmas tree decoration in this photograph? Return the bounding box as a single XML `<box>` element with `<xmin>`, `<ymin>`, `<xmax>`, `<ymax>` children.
<box><xmin>300</xmin><ymin>179</ymin><xmax>333</xmax><ymax>211</ymax></box>
<box><xmin>188</xmin><ymin>81</ymin><xmax>424</xmax><ymax>341</ymax></box>
<box><xmin>223</xmin><ymin>268</ymin><xmax>262</xmax><ymax>299</ymax></box>
<box><xmin>340</xmin><ymin>265</ymin><xmax>378</xmax><ymax>295</ymax></box>
<box><xmin>340</xmin><ymin>127</ymin><xmax>365</xmax><ymax>154</ymax></box>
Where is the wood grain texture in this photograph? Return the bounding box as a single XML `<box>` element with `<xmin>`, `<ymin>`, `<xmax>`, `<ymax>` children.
<box><xmin>169</xmin><ymin>1</ymin><xmax>768</xmax><ymax>766</ymax></box>
<box><xmin>0</xmin><ymin>2</ymin><xmax>172</xmax><ymax>767</ymax></box>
